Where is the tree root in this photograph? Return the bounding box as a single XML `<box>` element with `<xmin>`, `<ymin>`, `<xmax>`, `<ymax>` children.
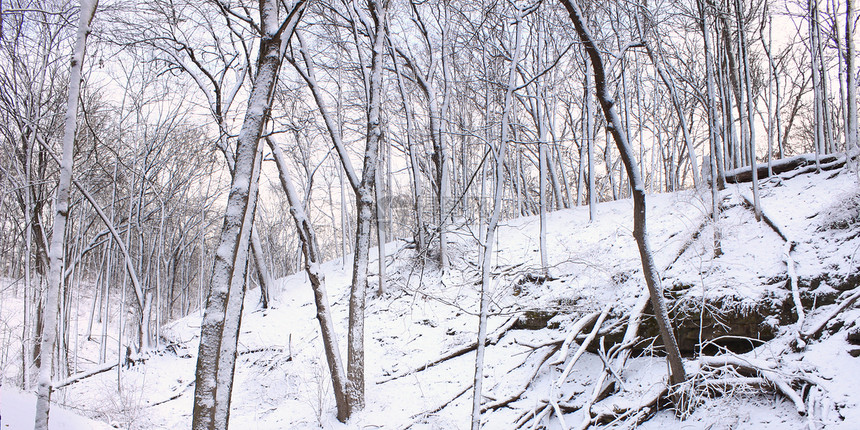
<box><xmin>738</xmin><ymin>192</ymin><xmax>806</xmax><ymax>345</ymax></box>
<box><xmin>696</xmin><ymin>355</ymin><xmax>811</xmax><ymax>415</ymax></box>
<box><xmin>551</xmin><ymin>311</ymin><xmax>601</xmax><ymax>366</ymax></box>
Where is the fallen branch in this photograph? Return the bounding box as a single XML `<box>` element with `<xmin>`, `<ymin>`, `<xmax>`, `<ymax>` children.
<box><xmin>738</xmin><ymin>192</ymin><xmax>805</xmax><ymax>339</ymax></box>
<box><xmin>780</xmin><ymin>155</ymin><xmax>846</xmax><ymax>181</ymax></box>
<box><xmin>555</xmin><ymin>304</ymin><xmax>612</xmax><ymax>386</ymax></box>
<box><xmin>147</xmin><ymin>381</ymin><xmax>195</xmax><ymax>408</ymax></box>
<box><xmin>238</xmin><ymin>346</ymin><xmax>286</xmax><ymax>356</ymax></box>
<box><xmin>401</xmin><ymin>383</ymin><xmax>472</xmax><ymax>429</ymax></box>
<box><xmin>482</xmin><ymin>344</ymin><xmax>560</xmax><ymax>412</ymax></box>
<box><xmin>551</xmin><ymin>311</ymin><xmax>601</xmax><ymax>365</ymax></box>
<box><xmin>800</xmin><ymin>289</ymin><xmax>860</xmax><ymax>341</ymax></box>
<box><xmin>589</xmin><ymin>384</ymin><xmax>668</xmax><ymax>428</ymax></box>
<box><xmin>53</xmin><ymin>361</ymin><xmax>118</xmax><ymax>389</ymax></box>
<box><xmin>378</xmin><ymin>314</ymin><xmax>518</xmax><ymax>384</ymax></box>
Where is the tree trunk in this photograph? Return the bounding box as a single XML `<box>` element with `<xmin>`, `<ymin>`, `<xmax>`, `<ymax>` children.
<box><xmin>585</xmin><ymin>56</ymin><xmax>597</xmax><ymax>221</ymax></box>
<box><xmin>267</xmin><ymin>137</ymin><xmax>350</xmax><ymax>421</ymax></box>
<box><xmin>472</xmin><ymin>7</ymin><xmax>522</xmax><ymax>429</ymax></box>
<box><xmin>847</xmin><ymin>0</ymin><xmax>857</xmax><ymax>163</ymax></box>
<box><xmin>736</xmin><ymin>0</ymin><xmax>762</xmax><ymax>221</ymax></box>
<box><xmin>559</xmin><ymin>0</ymin><xmax>687</xmax><ymax>393</ymax></box>
<box><xmin>191</xmin><ymin>2</ymin><xmax>305</xmax><ymax>428</ymax></box>
<box><xmin>345</xmin><ymin>0</ymin><xmax>388</xmax><ymax>413</ymax></box>
<box><xmin>390</xmin><ymin>51</ymin><xmax>426</xmax><ymax>253</ymax></box>
<box><xmin>34</xmin><ymin>1</ymin><xmax>97</xmax><ymax>428</ymax></box>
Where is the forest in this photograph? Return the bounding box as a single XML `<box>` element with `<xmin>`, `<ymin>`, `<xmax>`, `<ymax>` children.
<box><xmin>0</xmin><ymin>0</ymin><xmax>858</xmax><ymax>428</ymax></box>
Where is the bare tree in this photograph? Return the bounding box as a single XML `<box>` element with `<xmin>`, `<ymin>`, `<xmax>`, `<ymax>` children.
<box><xmin>191</xmin><ymin>1</ymin><xmax>306</xmax><ymax>428</ymax></box>
<box><xmin>558</xmin><ymin>0</ymin><xmax>687</xmax><ymax>397</ymax></box>
<box><xmin>34</xmin><ymin>0</ymin><xmax>98</xmax><ymax>428</ymax></box>
<box><xmin>472</xmin><ymin>3</ymin><xmax>524</xmax><ymax>428</ymax></box>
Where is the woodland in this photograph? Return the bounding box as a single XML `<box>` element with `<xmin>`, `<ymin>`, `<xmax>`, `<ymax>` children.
<box><xmin>0</xmin><ymin>0</ymin><xmax>858</xmax><ymax>428</ymax></box>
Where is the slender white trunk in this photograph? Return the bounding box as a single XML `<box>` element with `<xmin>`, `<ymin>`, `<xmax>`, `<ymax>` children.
<box><xmin>585</xmin><ymin>57</ymin><xmax>596</xmax><ymax>221</ymax></box>
<box><xmin>810</xmin><ymin>0</ymin><xmax>824</xmax><ymax>168</ymax></box>
<box><xmin>736</xmin><ymin>0</ymin><xmax>761</xmax><ymax>221</ymax></box>
<box><xmin>34</xmin><ymin>1</ymin><xmax>97</xmax><ymax>428</ymax></box>
<box><xmin>700</xmin><ymin>0</ymin><xmax>723</xmax><ymax>256</ymax></box>
<box><xmin>472</xmin><ymin>8</ymin><xmax>522</xmax><ymax>429</ymax></box>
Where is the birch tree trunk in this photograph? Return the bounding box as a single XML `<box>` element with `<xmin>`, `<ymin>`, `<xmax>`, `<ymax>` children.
<box><xmin>191</xmin><ymin>2</ymin><xmax>305</xmax><ymax>429</ymax></box>
<box><xmin>34</xmin><ymin>1</ymin><xmax>97</xmax><ymax>428</ymax></box>
<box><xmin>559</xmin><ymin>0</ymin><xmax>687</xmax><ymax>392</ymax></box>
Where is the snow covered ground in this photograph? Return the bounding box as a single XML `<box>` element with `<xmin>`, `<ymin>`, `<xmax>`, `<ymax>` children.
<box><xmin>2</xmin><ymin>166</ymin><xmax>858</xmax><ymax>429</ymax></box>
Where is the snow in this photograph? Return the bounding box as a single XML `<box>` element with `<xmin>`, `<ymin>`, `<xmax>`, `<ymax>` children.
<box><xmin>1</xmin><ymin>166</ymin><xmax>859</xmax><ymax>429</ymax></box>
<box><xmin>1</xmin><ymin>386</ymin><xmax>112</xmax><ymax>429</ymax></box>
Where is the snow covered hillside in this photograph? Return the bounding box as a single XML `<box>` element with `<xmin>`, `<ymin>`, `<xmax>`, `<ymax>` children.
<box><xmin>3</xmin><ymin>167</ymin><xmax>859</xmax><ymax>429</ymax></box>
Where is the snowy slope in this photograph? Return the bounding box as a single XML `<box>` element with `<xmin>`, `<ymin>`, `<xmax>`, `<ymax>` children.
<box><xmin>2</xmin><ymin>166</ymin><xmax>859</xmax><ymax>429</ymax></box>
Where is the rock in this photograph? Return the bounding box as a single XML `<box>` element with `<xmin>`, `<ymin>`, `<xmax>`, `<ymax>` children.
<box><xmin>848</xmin><ymin>324</ymin><xmax>860</xmax><ymax>345</ymax></box>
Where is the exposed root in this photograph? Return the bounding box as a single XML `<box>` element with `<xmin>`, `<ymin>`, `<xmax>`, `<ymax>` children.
<box><xmin>555</xmin><ymin>304</ymin><xmax>612</xmax><ymax>387</ymax></box>
<box><xmin>739</xmin><ymin>192</ymin><xmax>806</xmax><ymax>345</ymax></box>
<box><xmin>551</xmin><ymin>311</ymin><xmax>601</xmax><ymax>366</ymax></box>
<box><xmin>696</xmin><ymin>355</ymin><xmax>812</xmax><ymax>415</ymax></box>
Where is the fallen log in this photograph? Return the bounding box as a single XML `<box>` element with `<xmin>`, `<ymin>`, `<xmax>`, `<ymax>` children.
<box><xmin>725</xmin><ymin>153</ymin><xmax>844</xmax><ymax>183</ymax></box>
